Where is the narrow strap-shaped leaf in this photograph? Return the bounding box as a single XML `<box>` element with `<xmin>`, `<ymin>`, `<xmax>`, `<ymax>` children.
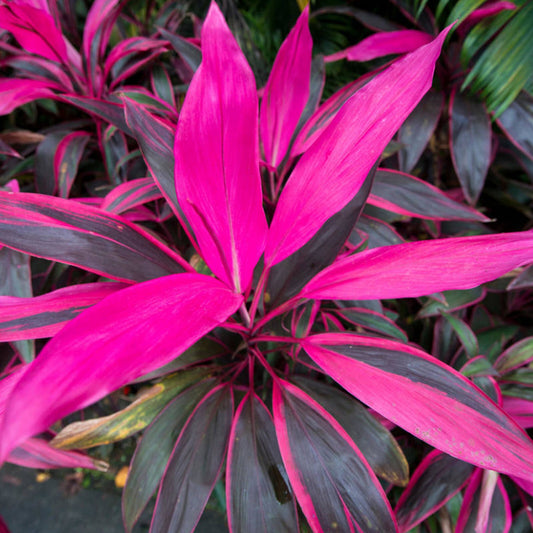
<box><xmin>0</xmin><ymin>191</ymin><xmax>190</xmax><ymax>282</ymax></box>
<box><xmin>0</xmin><ymin>78</ymin><xmax>56</xmax><ymax>115</ymax></box>
<box><xmin>266</xmin><ymin>164</ymin><xmax>376</xmax><ymax>306</ymax></box>
<box><xmin>55</xmin><ymin>131</ymin><xmax>91</xmax><ymax>198</ymax></box>
<box><xmin>51</xmin><ymin>367</ymin><xmax>211</xmax><ymax>450</ymax></box>
<box><xmin>259</xmin><ymin>6</ymin><xmax>312</xmax><ymax>168</ymax></box>
<box><xmin>123</xmin><ymin>380</ymin><xmax>213</xmax><ymax>533</ymax></box>
<box><xmin>494</xmin><ymin>337</ymin><xmax>533</xmax><ymax>374</ymax></box>
<box><xmin>151</xmin><ymin>385</ymin><xmax>233</xmax><ymax>533</ymax></box>
<box><xmin>273</xmin><ymin>379</ymin><xmax>398</xmax><ymax>532</ymax></box>
<box><xmin>369</xmin><ymin>169</ymin><xmax>488</xmax><ymax>221</ymax></box>
<box><xmin>293</xmin><ymin>377</ymin><xmax>409</xmax><ymax>486</ymax></box>
<box><xmin>395</xmin><ymin>450</ymin><xmax>474</xmax><ymax>531</ymax></box>
<box><xmin>0</xmin><ymin>282</ymin><xmax>125</xmax><ymax>342</ymax></box>
<box><xmin>497</xmin><ymin>91</ymin><xmax>533</xmax><ymax>160</ymax></box>
<box><xmin>101</xmin><ymin>178</ymin><xmax>162</xmax><ymax>215</ymax></box>
<box><xmin>456</xmin><ymin>469</ymin><xmax>511</xmax><ymax>533</ymax></box>
<box><xmin>303</xmin><ymin>333</ymin><xmax>533</xmax><ymax>479</ymax></box>
<box><xmin>174</xmin><ymin>2</ymin><xmax>267</xmax><ymax>292</ymax></box>
<box><xmin>227</xmin><ymin>392</ymin><xmax>298</xmax><ymax>533</ymax></box>
<box><xmin>0</xmin><ymin>273</ymin><xmax>242</xmax><ymax>464</ymax></box>
<box><xmin>398</xmin><ymin>90</ymin><xmax>443</xmax><ymax>173</ymax></box>
<box><xmin>265</xmin><ymin>27</ymin><xmax>450</xmax><ymax>267</ymax></box>
<box><xmin>7</xmin><ymin>437</ymin><xmax>107</xmax><ymax>471</ymax></box>
<box><xmin>325</xmin><ymin>30</ymin><xmax>433</xmax><ymax>63</ymax></box>
<box><xmin>0</xmin><ymin>3</ymin><xmax>68</xmax><ymax>63</ymax></box>
<box><xmin>158</xmin><ymin>27</ymin><xmax>202</xmax><ymax>72</ymax></box>
<box><xmin>449</xmin><ymin>89</ymin><xmax>492</xmax><ymax>203</ymax></box>
<box><xmin>123</xmin><ymin>99</ymin><xmax>184</xmax><ymax>221</ymax></box>
<box><xmin>299</xmin><ymin>231</ymin><xmax>533</xmax><ymax>301</ymax></box>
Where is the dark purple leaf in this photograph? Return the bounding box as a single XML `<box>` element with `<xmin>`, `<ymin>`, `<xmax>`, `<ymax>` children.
<box><xmin>398</xmin><ymin>90</ymin><xmax>443</xmax><ymax>173</ymax></box>
<box><xmin>158</xmin><ymin>27</ymin><xmax>202</xmax><ymax>72</ymax></box>
<box><xmin>352</xmin><ymin>214</ymin><xmax>404</xmax><ymax>249</ymax></box>
<box><xmin>101</xmin><ymin>178</ymin><xmax>162</xmax><ymax>215</ymax></box>
<box><xmin>497</xmin><ymin>91</ymin><xmax>533</xmax><ymax>160</ymax></box>
<box><xmin>266</xmin><ymin>164</ymin><xmax>376</xmax><ymax>307</ymax></box>
<box><xmin>122</xmin><ymin>380</ymin><xmax>213</xmax><ymax>532</ymax></box>
<box><xmin>508</xmin><ymin>264</ymin><xmax>533</xmax><ymax>289</ymax></box>
<box><xmin>227</xmin><ymin>393</ymin><xmax>298</xmax><ymax>533</ymax></box>
<box><xmin>395</xmin><ymin>450</ymin><xmax>474</xmax><ymax>531</ymax></box>
<box><xmin>56</xmin><ymin>132</ymin><xmax>91</xmax><ymax>198</ymax></box>
<box><xmin>293</xmin><ymin>377</ymin><xmax>409</xmax><ymax>486</ymax></box>
<box><xmin>151</xmin><ymin>385</ymin><xmax>233</xmax><ymax>533</ymax></box>
<box><xmin>0</xmin><ymin>191</ymin><xmax>190</xmax><ymax>283</ymax></box>
<box><xmin>450</xmin><ymin>90</ymin><xmax>492</xmax><ymax>203</ymax></box>
<box><xmin>273</xmin><ymin>380</ymin><xmax>397</xmax><ymax>532</ymax></box>
<box><xmin>35</xmin><ymin>132</ymin><xmax>66</xmax><ymax>195</ymax></box>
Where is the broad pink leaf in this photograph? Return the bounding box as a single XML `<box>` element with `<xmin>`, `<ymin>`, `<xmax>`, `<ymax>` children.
<box><xmin>259</xmin><ymin>6</ymin><xmax>312</xmax><ymax>167</ymax></box>
<box><xmin>299</xmin><ymin>231</ymin><xmax>533</xmax><ymax>301</ymax></box>
<box><xmin>0</xmin><ymin>273</ymin><xmax>243</xmax><ymax>463</ymax></box>
<box><xmin>368</xmin><ymin>169</ymin><xmax>489</xmax><ymax>221</ymax></box>
<box><xmin>0</xmin><ymin>78</ymin><xmax>56</xmax><ymax>115</ymax></box>
<box><xmin>395</xmin><ymin>450</ymin><xmax>474</xmax><ymax>531</ymax></box>
<box><xmin>174</xmin><ymin>2</ymin><xmax>267</xmax><ymax>292</ymax></box>
<box><xmin>0</xmin><ymin>191</ymin><xmax>190</xmax><ymax>282</ymax></box>
<box><xmin>303</xmin><ymin>333</ymin><xmax>533</xmax><ymax>480</ymax></box>
<box><xmin>265</xmin><ymin>27</ymin><xmax>450</xmax><ymax>267</ymax></box>
<box><xmin>325</xmin><ymin>30</ymin><xmax>433</xmax><ymax>63</ymax></box>
<box><xmin>464</xmin><ymin>1</ymin><xmax>516</xmax><ymax>26</ymax></box>
<box><xmin>0</xmin><ymin>282</ymin><xmax>126</xmax><ymax>342</ymax></box>
<box><xmin>272</xmin><ymin>379</ymin><xmax>397</xmax><ymax>532</ymax></box>
<box><xmin>227</xmin><ymin>392</ymin><xmax>298</xmax><ymax>533</ymax></box>
<box><xmin>502</xmin><ymin>396</ymin><xmax>533</xmax><ymax>429</ymax></box>
<box><xmin>151</xmin><ymin>385</ymin><xmax>233</xmax><ymax>533</ymax></box>
<box><xmin>0</xmin><ymin>3</ymin><xmax>67</xmax><ymax>63</ymax></box>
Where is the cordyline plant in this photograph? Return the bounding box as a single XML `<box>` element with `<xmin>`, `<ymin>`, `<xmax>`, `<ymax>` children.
<box><xmin>2</xmin><ymin>2</ymin><xmax>533</xmax><ymax>532</ymax></box>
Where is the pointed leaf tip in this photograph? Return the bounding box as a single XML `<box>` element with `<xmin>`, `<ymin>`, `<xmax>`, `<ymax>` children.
<box><xmin>265</xmin><ymin>26</ymin><xmax>450</xmax><ymax>267</ymax></box>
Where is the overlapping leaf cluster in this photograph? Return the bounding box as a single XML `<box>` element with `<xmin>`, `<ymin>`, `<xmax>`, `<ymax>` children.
<box><xmin>1</xmin><ymin>1</ymin><xmax>533</xmax><ymax>532</ymax></box>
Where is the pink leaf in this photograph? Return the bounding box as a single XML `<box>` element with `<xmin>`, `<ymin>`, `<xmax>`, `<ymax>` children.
<box><xmin>174</xmin><ymin>2</ymin><xmax>267</xmax><ymax>292</ymax></box>
<box><xmin>325</xmin><ymin>30</ymin><xmax>433</xmax><ymax>63</ymax></box>
<box><xmin>0</xmin><ymin>273</ymin><xmax>243</xmax><ymax>463</ymax></box>
<box><xmin>300</xmin><ymin>231</ymin><xmax>533</xmax><ymax>301</ymax></box>
<box><xmin>0</xmin><ymin>3</ymin><xmax>67</xmax><ymax>63</ymax></box>
<box><xmin>303</xmin><ymin>333</ymin><xmax>533</xmax><ymax>480</ymax></box>
<box><xmin>259</xmin><ymin>6</ymin><xmax>312</xmax><ymax>168</ymax></box>
<box><xmin>0</xmin><ymin>282</ymin><xmax>126</xmax><ymax>341</ymax></box>
<box><xmin>265</xmin><ymin>27</ymin><xmax>451</xmax><ymax>267</ymax></box>
<box><xmin>0</xmin><ymin>78</ymin><xmax>56</xmax><ymax>115</ymax></box>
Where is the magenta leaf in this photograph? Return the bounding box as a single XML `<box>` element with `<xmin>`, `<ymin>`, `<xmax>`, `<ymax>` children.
<box><xmin>497</xmin><ymin>90</ymin><xmax>533</xmax><ymax>160</ymax></box>
<box><xmin>326</xmin><ymin>30</ymin><xmax>433</xmax><ymax>63</ymax></box>
<box><xmin>151</xmin><ymin>385</ymin><xmax>233</xmax><ymax>533</ymax></box>
<box><xmin>272</xmin><ymin>379</ymin><xmax>397</xmax><ymax>532</ymax></box>
<box><xmin>300</xmin><ymin>231</ymin><xmax>533</xmax><ymax>301</ymax></box>
<box><xmin>0</xmin><ymin>3</ymin><xmax>68</xmax><ymax>63</ymax></box>
<box><xmin>449</xmin><ymin>90</ymin><xmax>492</xmax><ymax>203</ymax></box>
<box><xmin>0</xmin><ymin>78</ymin><xmax>56</xmax><ymax>115</ymax></box>
<box><xmin>265</xmin><ymin>27</ymin><xmax>450</xmax><ymax>267</ymax></box>
<box><xmin>398</xmin><ymin>90</ymin><xmax>443</xmax><ymax>173</ymax></box>
<box><xmin>0</xmin><ymin>191</ymin><xmax>190</xmax><ymax>282</ymax></box>
<box><xmin>260</xmin><ymin>6</ymin><xmax>312</xmax><ymax>168</ymax></box>
<box><xmin>101</xmin><ymin>178</ymin><xmax>162</xmax><ymax>215</ymax></box>
<box><xmin>0</xmin><ymin>273</ymin><xmax>242</xmax><ymax>463</ymax></box>
<box><xmin>368</xmin><ymin>169</ymin><xmax>489</xmax><ymax>221</ymax></box>
<box><xmin>0</xmin><ymin>282</ymin><xmax>125</xmax><ymax>342</ymax></box>
<box><xmin>456</xmin><ymin>470</ymin><xmax>511</xmax><ymax>533</ymax></box>
<box><xmin>123</xmin><ymin>380</ymin><xmax>214</xmax><ymax>532</ymax></box>
<box><xmin>395</xmin><ymin>450</ymin><xmax>474</xmax><ymax>531</ymax></box>
<box><xmin>303</xmin><ymin>333</ymin><xmax>533</xmax><ymax>479</ymax></box>
<box><xmin>227</xmin><ymin>392</ymin><xmax>298</xmax><ymax>533</ymax></box>
<box><xmin>266</xmin><ymin>164</ymin><xmax>376</xmax><ymax>306</ymax></box>
<box><xmin>174</xmin><ymin>2</ymin><xmax>267</xmax><ymax>292</ymax></box>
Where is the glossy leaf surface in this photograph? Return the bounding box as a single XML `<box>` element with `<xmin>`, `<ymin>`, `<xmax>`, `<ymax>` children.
<box><xmin>303</xmin><ymin>333</ymin><xmax>533</xmax><ymax>479</ymax></box>
<box><xmin>227</xmin><ymin>393</ymin><xmax>298</xmax><ymax>533</ymax></box>
<box><xmin>0</xmin><ymin>274</ymin><xmax>242</xmax><ymax>463</ymax></box>
<box><xmin>0</xmin><ymin>191</ymin><xmax>189</xmax><ymax>282</ymax></box>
